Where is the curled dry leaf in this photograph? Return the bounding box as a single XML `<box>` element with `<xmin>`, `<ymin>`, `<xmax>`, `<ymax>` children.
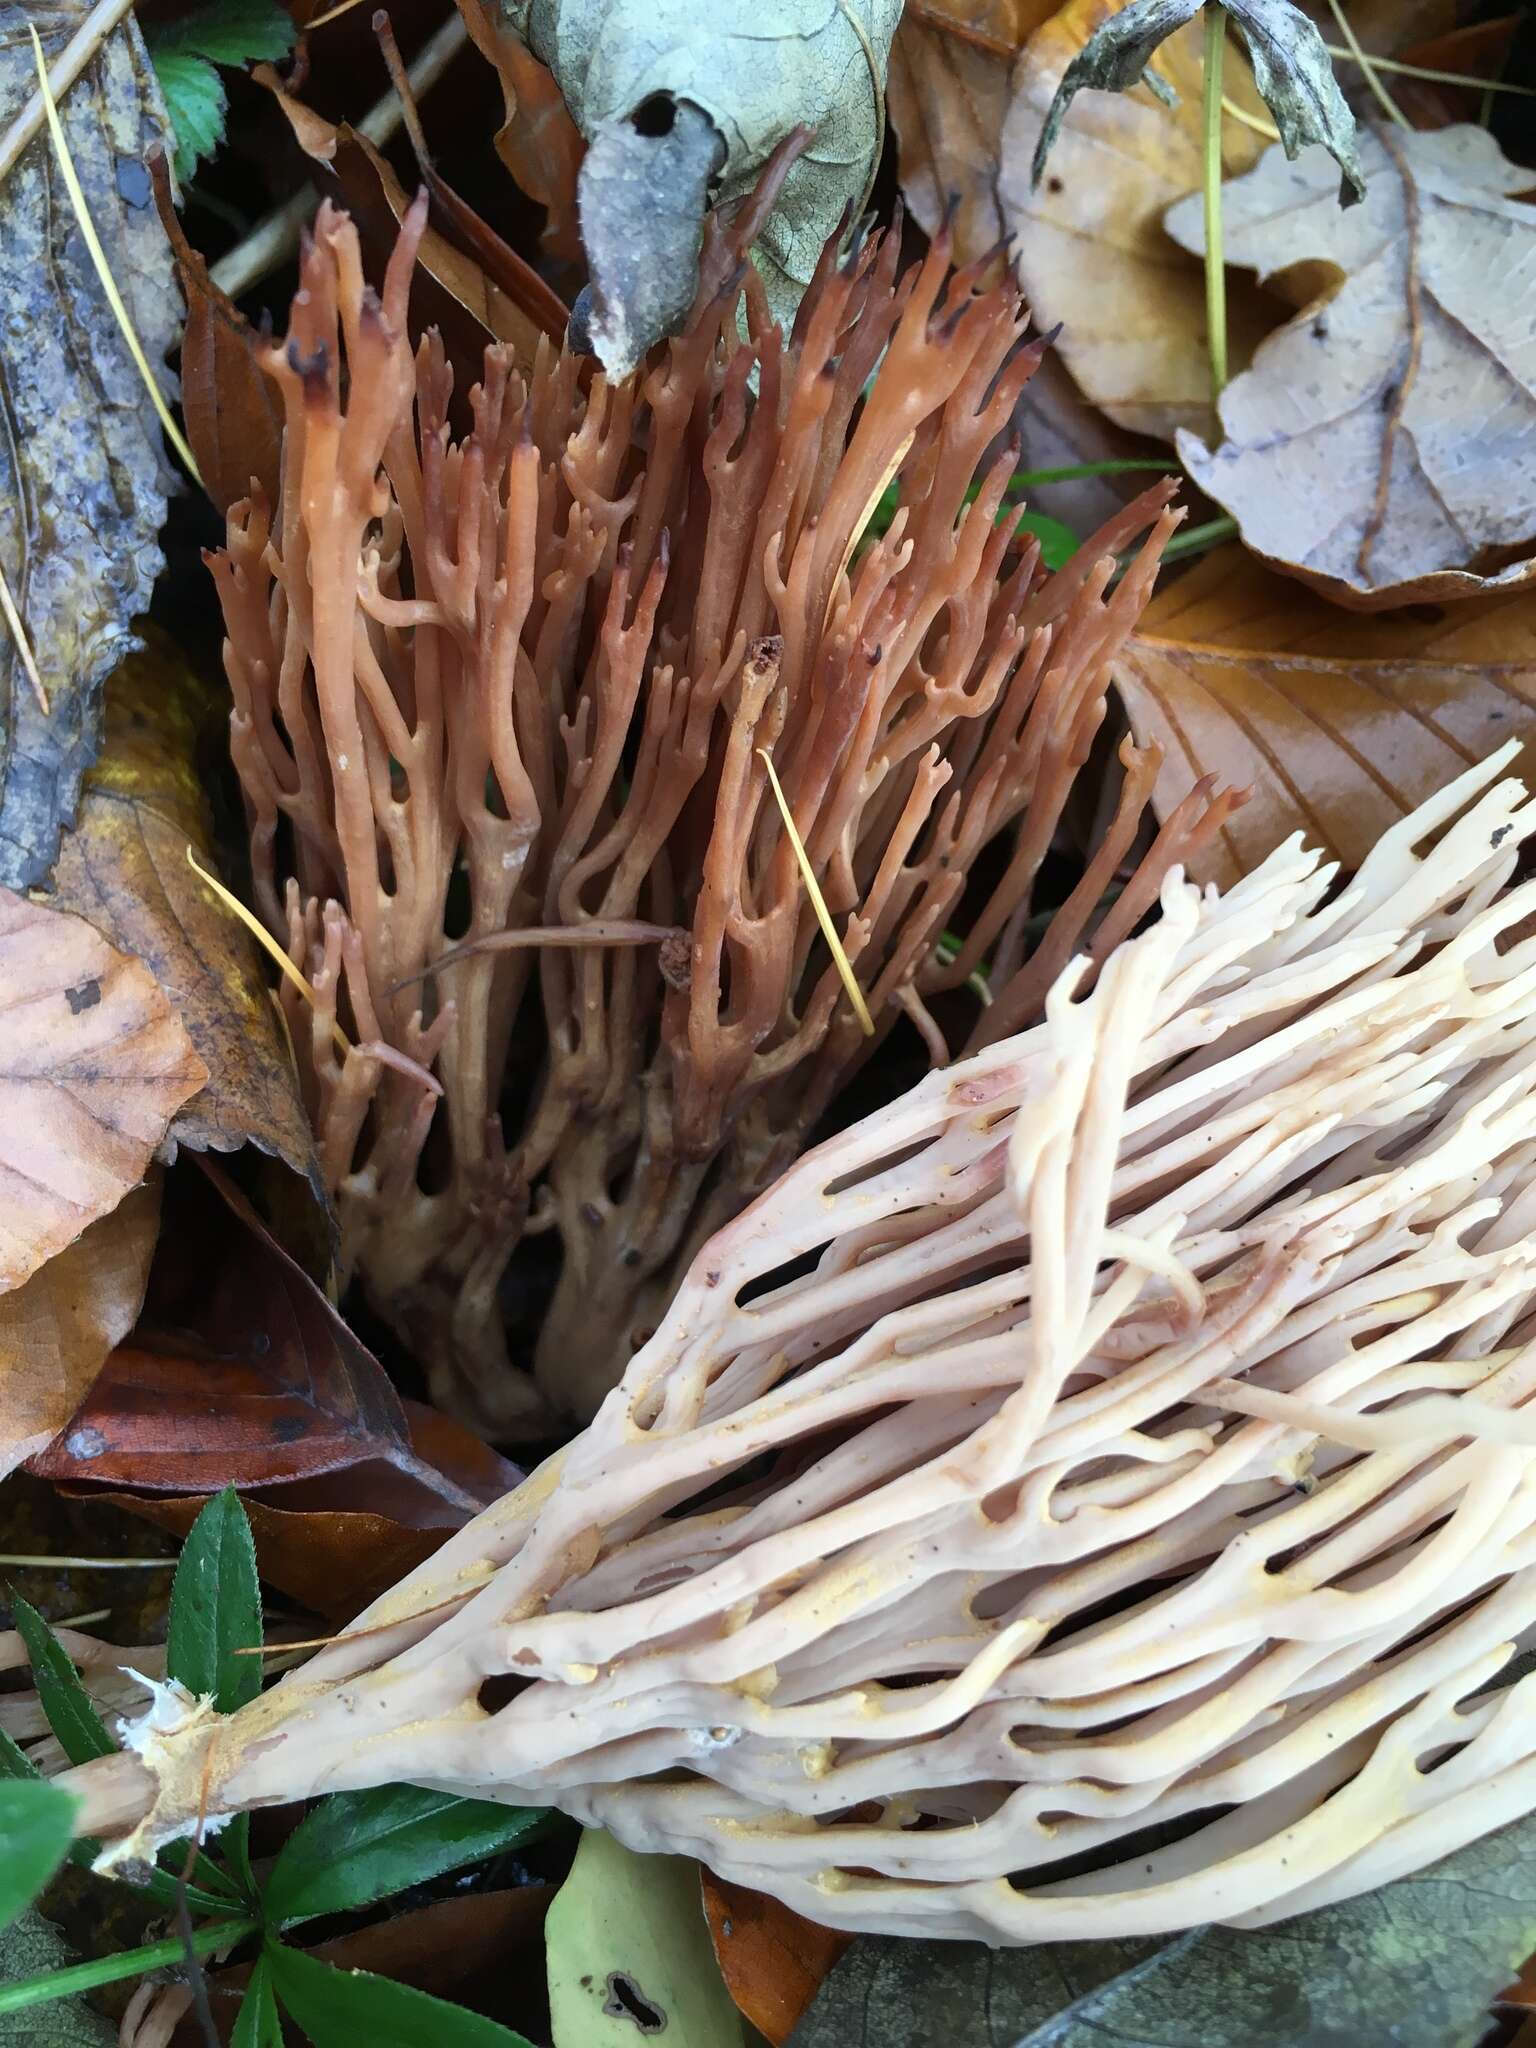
<box><xmin>702</xmin><ymin>1874</ymin><xmax>850</xmax><ymax>2047</ymax></box>
<box><xmin>1167</xmin><ymin>126</ymin><xmax>1536</xmax><ymax>607</ymax></box>
<box><xmin>46</xmin><ymin>631</ymin><xmax>318</xmax><ymax>1185</ymax></box>
<box><xmin>998</xmin><ymin>0</ymin><xmax>1272</xmax><ymax>444</ymax></box>
<box><xmin>0</xmin><ymin>1177</ymin><xmax>160</xmax><ymax>1481</ymax></box>
<box><xmin>1111</xmin><ymin>546</ymin><xmax>1536</xmax><ymax>887</ymax></box>
<box><xmin>0</xmin><ymin>2</ymin><xmax>178</xmax><ymax>888</ymax></box>
<box><xmin>455</xmin><ymin>0</ymin><xmax>583</xmax><ymax>262</ymax></box>
<box><xmin>0</xmin><ymin>890</ymin><xmax>205</xmax><ymax>1292</ymax></box>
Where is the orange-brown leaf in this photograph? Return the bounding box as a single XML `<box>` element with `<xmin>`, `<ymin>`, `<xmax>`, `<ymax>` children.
<box><xmin>0</xmin><ymin>892</ymin><xmax>205</xmax><ymax>1292</ymax></box>
<box><xmin>701</xmin><ymin>1871</ymin><xmax>851</xmax><ymax>2047</ymax></box>
<box><xmin>1113</xmin><ymin>546</ymin><xmax>1536</xmax><ymax>888</ymax></box>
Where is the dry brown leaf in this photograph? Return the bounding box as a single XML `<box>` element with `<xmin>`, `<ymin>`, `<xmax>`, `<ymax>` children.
<box><xmin>887</xmin><ymin>1</ymin><xmax>1056</xmax><ymax>265</ymax></box>
<box><xmin>1167</xmin><ymin>125</ymin><xmax>1536</xmax><ymax>608</ymax></box>
<box><xmin>702</xmin><ymin>1872</ymin><xmax>850</xmax><ymax>2046</ymax></box>
<box><xmin>1112</xmin><ymin>545</ymin><xmax>1536</xmax><ymax>888</ymax></box>
<box><xmin>0</xmin><ymin>890</ymin><xmax>205</xmax><ymax>1292</ymax></box>
<box><xmin>455</xmin><ymin>0</ymin><xmax>584</xmax><ymax>263</ymax></box>
<box><xmin>997</xmin><ymin>0</ymin><xmax>1273</xmax><ymax>444</ymax></box>
<box><xmin>0</xmin><ymin>1177</ymin><xmax>159</xmax><ymax>1480</ymax></box>
<box><xmin>47</xmin><ymin>632</ymin><xmax>317</xmax><ymax>1184</ymax></box>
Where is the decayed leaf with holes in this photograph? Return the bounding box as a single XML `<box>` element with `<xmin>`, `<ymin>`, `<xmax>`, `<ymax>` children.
<box><xmin>1167</xmin><ymin>126</ymin><xmax>1536</xmax><ymax>607</ymax></box>
<box><xmin>1111</xmin><ymin>546</ymin><xmax>1536</xmax><ymax>888</ymax></box>
<box><xmin>0</xmin><ymin>3</ymin><xmax>177</xmax><ymax>889</ymax></box>
<box><xmin>502</xmin><ymin>0</ymin><xmax>903</xmax><ymax>371</ymax></box>
<box><xmin>997</xmin><ymin>0</ymin><xmax>1273</xmax><ymax>444</ymax></box>
<box><xmin>887</xmin><ymin>0</ymin><xmax>1056</xmax><ymax>266</ymax></box>
<box><xmin>0</xmin><ymin>1177</ymin><xmax>159</xmax><ymax>1480</ymax></box>
<box><xmin>0</xmin><ymin>891</ymin><xmax>205</xmax><ymax>1292</ymax></box>
<box><xmin>47</xmin><ymin>632</ymin><xmax>318</xmax><ymax>1184</ymax></box>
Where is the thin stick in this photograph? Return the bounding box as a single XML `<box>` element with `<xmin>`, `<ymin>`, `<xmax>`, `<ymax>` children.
<box><xmin>1324</xmin><ymin>0</ymin><xmax>1408</xmax><ymax>128</ymax></box>
<box><xmin>390</xmin><ymin>921</ymin><xmax>687</xmax><ymax>995</ymax></box>
<box><xmin>1221</xmin><ymin>93</ymin><xmax>1279</xmax><ymax>141</ymax></box>
<box><xmin>0</xmin><ymin>0</ymin><xmax>133</xmax><ymax>186</ymax></box>
<box><xmin>1320</xmin><ymin>43</ymin><xmax>1535</xmax><ymax>97</ymax></box>
<box><xmin>27</xmin><ymin>27</ymin><xmax>202</xmax><ymax>485</ymax></box>
<box><xmin>186</xmin><ymin>846</ymin><xmax>351</xmax><ymax>1057</ymax></box>
<box><xmin>1201</xmin><ymin>6</ymin><xmax>1228</xmax><ymax>407</ymax></box>
<box><xmin>209</xmin><ymin>11</ymin><xmax>467</xmax><ymax>300</ymax></box>
<box><xmin>0</xmin><ymin>558</ymin><xmax>47</xmax><ymax>714</ymax></box>
<box><xmin>0</xmin><ymin>1554</ymin><xmax>174</xmax><ymax>1569</ymax></box>
<box><xmin>759</xmin><ymin>750</ymin><xmax>874</xmax><ymax>1037</ymax></box>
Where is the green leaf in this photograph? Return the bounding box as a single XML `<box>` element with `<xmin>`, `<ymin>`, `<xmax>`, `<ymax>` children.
<box><xmin>9</xmin><ymin>1601</ymin><xmax>113</xmax><ymax>1768</ymax></box>
<box><xmin>0</xmin><ymin>1730</ymin><xmax>37</xmax><ymax>1783</ymax></box>
<box><xmin>0</xmin><ymin>1784</ymin><xmax>77</xmax><ymax>1937</ymax></box>
<box><xmin>546</xmin><ymin>1828</ymin><xmax>746</xmax><ymax>2047</ymax></box>
<box><xmin>0</xmin><ymin>1909</ymin><xmax>113</xmax><ymax>2043</ymax></box>
<box><xmin>792</xmin><ymin>1807</ymin><xmax>1536</xmax><ymax>2048</ymax></box>
<box><xmin>1014</xmin><ymin>511</ymin><xmax>1081</xmax><ymax>570</ymax></box>
<box><xmin>1031</xmin><ymin>0</ymin><xmax>1362</xmax><ymax>206</ymax></box>
<box><xmin>264</xmin><ymin>1785</ymin><xmax>547</xmax><ymax>1929</ymax></box>
<box><xmin>166</xmin><ymin>1487</ymin><xmax>262</xmax><ymax>1714</ymax></box>
<box><xmin>150</xmin><ymin>52</ymin><xmax>226</xmax><ymax>178</ymax></box>
<box><xmin>231</xmin><ymin>1953</ymin><xmax>283</xmax><ymax>2048</ymax></box>
<box><xmin>265</xmin><ymin>1942</ymin><xmax>535</xmax><ymax>2047</ymax></box>
<box><xmin>0</xmin><ymin>1918</ymin><xmax>257</xmax><ymax>2016</ymax></box>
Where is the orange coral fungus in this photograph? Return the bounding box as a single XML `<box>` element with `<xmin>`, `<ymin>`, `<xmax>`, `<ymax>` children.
<box><xmin>211</xmin><ymin>188</ymin><xmax>1236</xmax><ymax>1435</ymax></box>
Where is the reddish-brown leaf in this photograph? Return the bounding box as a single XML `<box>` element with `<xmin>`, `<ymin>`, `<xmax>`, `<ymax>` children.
<box><xmin>1113</xmin><ymin>546</ymin><xmax>1536</xmax><ymax>888</ymax></box>
<box><xmin>149</xmin><ymin>151</ymin><xmax>281</xmax><ymax>516</ymax></box>
<box><xmin>701</xmin><ymin>1871</ymin><xmax>851</xmax><ymax>2047</ymax></box>
<box><xmin>456</xmin><ymin>0</ymin><xmax>584</xmax><ymax>263</ymax></box>
<box><xmin>29</xmin><ymin>1163</ymin><xmax>514</xmax><ymax>1515</ymax></box>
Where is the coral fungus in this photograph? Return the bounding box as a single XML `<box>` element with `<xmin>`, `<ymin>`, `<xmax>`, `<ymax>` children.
<box><xmin>65</xmin><ymin>752</ymin><xmax>1536</xmax><ymax>1941</ymax></box>
<box><xmin>211</xmin><ymin>172</ymin><xmax>1234</xmax><ymax>1435</ymax></box>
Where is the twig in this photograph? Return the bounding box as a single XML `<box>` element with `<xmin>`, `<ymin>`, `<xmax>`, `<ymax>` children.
<box><xmin>209</xmin><ymin>11</ymin><xmax>467</xmax><ymax>300</ymax></box>
<box><xmin>0</xmin><ymin>0</ymin><xmax>133</xmax><ymax>187</ymax></box>
<box><xmin>1321</xmin><ymin>44</ymin><xmax>1534</xmax><ymax>98</ymax></box>
<box><xmin>1324</xmin><ymin>0</ymin><xmax>1408</xmax><ymax>128</ymax></box>
<box><xmin>1201</xmin><ymin>6</ymin><xmax>1227</xmax><ymax>407</ymax></box>
<box><xmin>0</xmin><ymin>1554</ymin><xmax>174</xmax><ymax>1569</ymax></box>
<box><xmin>0</xmin><ymin>558</ymin><xmax>47</xmax><ymax>715</ymax></box>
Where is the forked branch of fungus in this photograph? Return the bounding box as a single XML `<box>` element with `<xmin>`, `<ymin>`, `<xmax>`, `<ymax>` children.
<box><xmin>56</xmin><ymin>753</ymin><xmax>1536</xmax><ymax>1942</ymax></box>
<box><xmin>211</xmin><ymin>172</ymin><xmax>1235</xmax><ymax>1434</ymax></box>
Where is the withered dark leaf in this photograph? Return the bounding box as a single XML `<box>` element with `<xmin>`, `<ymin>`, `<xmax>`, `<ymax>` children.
<box><xmin>0</xmin><ymin>4</ymin><xmax>178</xmax><ymax>888</ymax></box>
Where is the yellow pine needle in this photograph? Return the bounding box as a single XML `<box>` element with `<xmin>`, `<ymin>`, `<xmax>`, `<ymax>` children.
<box><xmin>0</xmin><ymin>1554</ymin><xmax>172</xmax><ymax>1569</ymax></box>
<box><xmin>185</xmin><ymin>845</ymin><xmax>351</xmax><ymax>1056</ymax></box>
<box><xmin>29</xmin><ymin>25</ymin><xmax>203</xmax><ymax>487</ymax></box>
<box><xmin>1221</xmin><ymin>93</ymin><xmax>1280</xmax><ymax>141</ymax></box>
<box><xmin>0</xmin><ymin>558</ymin><xmax>47</xmax><ymax>714</ymax></box>
<box><xmin>308</xmin><ymin>0</ymin><xmax>371</xmax><ymax>24</ymax></box>
<box><xmin>758</xmin><ymin>749</ymin><xmax>874</xmax><ymax>1038</ymax></box>
<box><xmin>1323</xmin><ymin>44</ymin><xmax>1535</xmax><ymax>98</ymax></box>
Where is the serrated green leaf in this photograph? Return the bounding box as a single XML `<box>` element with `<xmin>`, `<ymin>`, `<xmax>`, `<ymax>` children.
<box><xmin>166</xmin><ymin>1487</ymin><xmax>261</xmax><ymax>1714</ymax></box>
<box><xmin>9</xmin><ymin>1602</ymin><xmax>112</xmax><ymax>1769</ymax></box>
<box><xmin>0</xmin><ymin>1785</ymin><xmax>77</xmax><ymax>1938</ymax></box>
<box><xmin>264</xmin><ymin>1785</ymin><xmax>547</xmax><ymax>1929</ymax></box>
<box><xmin>266</xmin><ymin>1942</ymin><xmax>535</xmax><ymax>2047</ymax></box>
<box><xmin>546</xmin><ymin>1828</ymin><xmax>746</xmax><ymax>2048</ymax></box>
<box><xmin>1015</xmin><ymin>510</ymin><xmax>1081</xmax><ymax>570</ymax></box>
<box><xmin>148</xmin><ymin>0</ymin><xmax>293</xmax><ymax>67</ymax></box>
<box><xmin>231</xmin><ymin>1953</ymin><xmax>283</xmax><ymax>2048</ymax></box>
<box><xmin>0</xmin><ymin>1730</ymin><xmax>36</xmax><ymax>1784</ymax></box>
<box><xmin>150</xmin><ymin>51</ymin><xmax>226</xmax><ymax>178</ymax></box>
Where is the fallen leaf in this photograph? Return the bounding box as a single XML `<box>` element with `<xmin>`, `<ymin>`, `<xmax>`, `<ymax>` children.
<box><xmin>1111</xmin><ymin>545</ymin><xmax>1536</xmax><ymax>887</ymax></box>
<box><xmin>28</xmin><ymin>1171</ymin><xmax>524</xmax><ymax>1564</ymax></box>
<box><xmin>0</xmin><ymin>3</ymin><xmax>177</xmax><ymax>889</ymax></box>
<box><xmin>45</xmin><ymin>630</ymin><xmax>318</xmax><ymax>1188</ymax></box>
<box><xmin>998</xmin><ymin>0</ymin><xmax>1274</xmax><ymax>445</ymax></box>
<box><xmin>147</xmin><ymin>148</ymin><xmax>281</xmax><ymax>516</ymax></box>
<box><xmin>0</xmin><ymin>1177</ymin><xmax>160</xmax><ymax>1482</ymax></box>
<box><xmin>0</xmin><ymin>1908</ymin><xmax>114</xmax><ymax>2044</ymax></box>
<box><xmin>0</xmin><ymin>892</ymin><xmax>205</xmax><ymax>1293</ymax></box>
<box><xmin>456</xmin><ymin>0</ymin><xmax>583</xmax><ymax>263</ymax></box>
<box><xmin>702</xmin><ymin>1873</ymin><xmax>850</xmax><ymax>2047</ymax></box>
<box><xmin>887</xmin><ymin>1</ymin><xmax>1057</xmax><ymax>267</ymax></box>
<box><xmin>1167</xmin><ymin>125</ymin><xmax>1536</xmax><ymax>607</ymax></box>
<box><xmin>1386</xmin><ymin>16</ymin><xmax>1522</xmax><ymax>129</ymax></box>
<box><xmin>548</xmin><ymin>1828</ymin><xmax>746</xmax><ymax>2047</ymax></box>
<box><xmin>503</xmin><ymin>0</ymin><xmax>903</xmax><ymax>367</ymax></box>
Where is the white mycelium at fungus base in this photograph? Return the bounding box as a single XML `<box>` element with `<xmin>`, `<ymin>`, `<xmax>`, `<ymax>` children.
<box><xmin>66</xmin><ymin>747</ymin><xmax>1536</xmax><ymax>1943</ymax></box>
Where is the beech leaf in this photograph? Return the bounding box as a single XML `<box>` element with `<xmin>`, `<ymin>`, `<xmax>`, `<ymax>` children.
<box><xmin>1167</xmin><ymin>125</ymin><xmax>1536</xmax><ymax>606</ymax></box>
<box><xmin>1111</xmin><ymin>546</ymin><xmax>1536</xmax><ymax>887</ymax></box>
<box><xmin>1031</xmin><ymin>0</ymin><xmax>1362</xmax><ymax>205</ymax></box>
<box><xmin>502</xmin><ymin>0</ymin><xmax>903</xmax><ymax>371</ymax></box>
<box><xmin>701</xmin><ymin>1874</ymin><xmax>850</xmax><ymax>2046</ymax></box>
<box><xmin>0</xmin><ymin>3</ymin><xmax>177</xmax><ymax>889</ymax></box>
<box><xmin>0</xmin><ymin>892</ymin><xmax>205</xmax><ymax>1293</ymax></box>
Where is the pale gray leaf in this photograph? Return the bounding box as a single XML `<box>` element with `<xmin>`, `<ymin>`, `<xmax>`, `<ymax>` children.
<box><xmin>1029</xmin><ymin>0</ymin><xmax>1199</xmax><ymax>188</ymax></box>
<box><xmin>1224</xmin><ymin>1</ymin><xmax>1362</xmax><ymax>204</ymax></box>
<box><xmin>0</xmin><ymin>1908</ymin><xmax>114</xmax><ymax>2044</ymax></box>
